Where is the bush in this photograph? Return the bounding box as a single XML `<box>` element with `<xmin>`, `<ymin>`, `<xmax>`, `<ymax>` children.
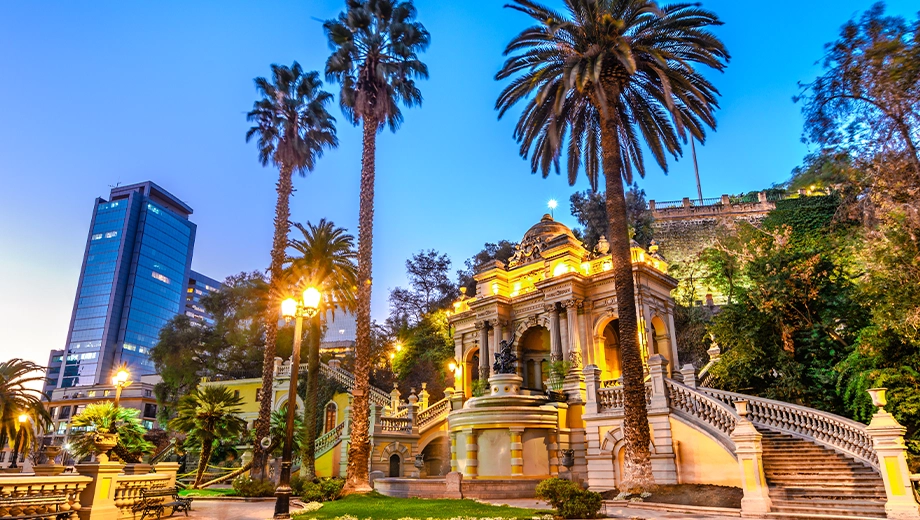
<box><xmin>536</xmin><ymin>477</ymin><xmax>602</xmax><ymax>519</ymax></box>
<box><xmin>300</xmin><ymin>477</ymin><xmax>345</xmax><ymax>502</ymax></box>
<box><xmin>232</xmin><ymin>476</ymin><xmax>276</xmax><ymax>497</ymax></box>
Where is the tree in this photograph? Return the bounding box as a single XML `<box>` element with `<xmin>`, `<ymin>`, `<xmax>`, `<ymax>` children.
<box><xmin>69</xmin><ymin>403</ymin><xmax>154</xmax><ymax>463</ymax></box>
<box><xmin>457</xmin><ymin>241</ymin><xmax>517</xmax><ymax>295</ymax></box>
<box><xmin>797</xmin><ymin>3</ymin><xmax>920</xmax><ymax>174</ymax></box>
<box><xmin>324</xmin><ymin>0</ymin><xmax>430</xmax><ymax>493</ymax></box>
<box><xmin>285</xmin><ymin>219</ymin><xmax>357</xmax><ymax>480</ymax></box>
<box><xmin>0</xmin><ymin>359</ymin><xmax>52</xmax><ymax>459</ymax></box>
<box><xmin>169</xmin><ymin>386</ymin><xmax>247</xmax><ymax>488</ymax></box>
<box><xmin>570</xmin><ymin>184</ymin><xmax>653</xmax><ymax>250</ymax></box>
<box><xmin>388</xmin><ymin>250</ymin><xmax>455</xmax><ymax>326</ymax></box>
<box><xmin>245</xmin><ymin>63</ymin><xmax>338</xmax><ymax>478</ymax></box>
<box><xmin>496</xmin><ymin>0</ymin><xmax>728</xmax><ymax>490</ymax></box>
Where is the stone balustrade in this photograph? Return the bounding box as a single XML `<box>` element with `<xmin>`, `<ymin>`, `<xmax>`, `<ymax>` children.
<box><xmin>112</xmin><ymin>473</ymin><xmax>171</xmax><ymax>519</ymax></box>
<box><xmin>316</xmin><ymin>422</ymin><xmax>345</xmax><ymax>457</ymax></box>
<box><xmin>379</xmin><ymin>416</ymin><xmax>413</xmax><ymax>433</ymax></box>
<box><xmin>416</xmin><ymin>398</ymin><xmax>450</xmax><ymax>431</ymax></box>
<box><xmin>274</xmin><ymin>360</ymin><xmax>392</xmax><ymax>407</ymax></box>
<box><xmin>0</xmin><ymin>475</ymin><xmax>91</xmax><ymax>519</ymax></box>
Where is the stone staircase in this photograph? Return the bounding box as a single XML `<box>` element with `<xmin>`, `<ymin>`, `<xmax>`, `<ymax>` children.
<box><xmin>761</xmin><ymin>430</ymin><xmax>887</xmax><ymax>519</ymax></box>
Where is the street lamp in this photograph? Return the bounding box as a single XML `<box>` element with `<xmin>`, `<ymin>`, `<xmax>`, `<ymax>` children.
<box><xmin>274</xmin><ymin>287</ymin><xmax>321</xmax><ymax>519</ymax></box>
<box><xmin>112</xmin><ymin>367</ymin><xmax>131</xmax><ymax>409</ymax></box>
<box><xmin>9</xmin><ymin>414</ymin><xmax>29</xmax><ymax>470</ymax></box>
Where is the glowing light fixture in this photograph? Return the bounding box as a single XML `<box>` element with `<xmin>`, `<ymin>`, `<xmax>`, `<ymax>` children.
<box><xmin>491</xmin><ymin>282</ymin><xmax>500</xmax><ymax>295</ymax></box>
<box><xmin>113</xmin><ymin>369</ymin><xmax>129</xmax><ymax>386</ymax></box>
<box><xmin>395</xmin><ymin>343</ymin><xmax>403</xmax><ymax>352</ymax></box>
<box><xmin>18</xmin><ymin>414</ymin><xmax>28</xmax><ymax>424</ymax></box>
<box><xmin>548</xmin><ymin>199</ymin><xmax>558</xmax><ymax>218</ymax></box>
<box><xmin>302</xmin><ymin>287</ymin><xmax>321</xmax><ymax>317</ymax></box>
<box><xmin>448</xmin><ymin>362</ymin><xmax>457</xmax><ymax>372</ymax></box>
<box><xmin>281</xmin><ymin>298</ymin><xmax>298</xmax><ymax>320</ymax></box>
<box><xmin>553</xmin><ymin>262</ymin><xmax>570</xmax><ymax>277</ymax></box>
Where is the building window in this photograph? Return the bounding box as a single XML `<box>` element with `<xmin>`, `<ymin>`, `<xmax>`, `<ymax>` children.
<box><xmin>58</xmin><ymin>406</ymin><xmax>71</xmax><ymax>420</ymax></box>
<box><xmin>103</xmin><ymin>390</ymin><xmax>112</xmax><ymax>397</ymax></box>
<box><xmin>57</xmin><ymin>422</ymin><xmax>68</xmax><ymax>435</ymax></box>
<box><xmin>151</xmin><ymin>272</ymin><xmax>170</xmax><ymax>284</ymax></box>
<box><xmin>0</xmin><ymin>452</ymin><xmax>6</xmax><ymax>462</ymax></box>
<box><xmin>48</xmin><ymin>407</ymin><xmax>56</xmax><ymax>418</ymax></box>
<box><xmin>91</xmin><ymin>233</ymin><xmax>103</xmax><ymax>241</ymax></box>
<box><xmin>143</xmin><ymin>403</ymin><xmax>157</xmax><ymax>418</ymax></box>
<box><xmin>74</xmin><ymin>405</ymin><xmax>86</xmax><ymax>416</ymax></box>
<box><xmin>142</xmin><ymin>420</ymin><xmax>155</xmax><ymax>430</ymax></box>
<box><xmin>324</xmin><ymin>402</ymin><xmax>337</xmax><ymax>433</ymax></box>
<box><xmin>144</xmin><ymin>389</ymin><xmax>152</xmax><ymax>397</ymax></box>
<box><xmin>87</xmin><ymin>390</ymin><xmax>96</xmax><ymax>398</ymax></box>
<box><xmin>233</xmin><ymin>390</ymin><xmax>240</xmax><ymax>399</ymax></box>
<box><xmin>104</xmin><ymin>231</ymin><xmax>118</xmax><ymax>239</ymax></box>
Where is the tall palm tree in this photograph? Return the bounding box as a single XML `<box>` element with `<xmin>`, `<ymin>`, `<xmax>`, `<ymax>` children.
<box><xmin>246</xmin><ymin>62</ymin><xmax>338</xmax><ymax>479</ymax></box>
<box><xmin>169</xmin><ymin>386</ymin><xmax>247</xmax><ymax>488</ymax></box>
<box><xmin>496</xmin><ymin>0</ymin><xmax>728</xmax><ymax>490</ymax></box>
<box><xmin>323</xmin><ymin>0</ymin><xmax>429</xmax><ymax>492</ymax></box>
<box><xmin>285</xmin><ymin>219</ymin><xmax>357</xmax><ymax>480</ymax></box>
<box><xmin>0</xmin><ymin>359</ymin><xmax>52</xmax><ymax>458</ymax></box>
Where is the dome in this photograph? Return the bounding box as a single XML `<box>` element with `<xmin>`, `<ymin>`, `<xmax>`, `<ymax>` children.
<box><xmin>521</xmin><ymin>214</ymin><xmax>576</xmax><ymax>243</ymax></box>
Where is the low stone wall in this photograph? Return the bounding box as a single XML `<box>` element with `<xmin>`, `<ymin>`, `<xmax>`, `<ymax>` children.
<box><xmin>374</xmin><ymin>476</ymin><xmax>541</xmax><ymax>500</ymax></box>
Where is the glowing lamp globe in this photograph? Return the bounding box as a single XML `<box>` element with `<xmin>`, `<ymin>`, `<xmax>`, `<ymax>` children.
<box><xmin>113</xmin><ymin>369</ymin><xmax>130</xmax><ymax>385</ymax></box>
<box><xmin>281</xmin><ymin>298</ymin><xmax>298</xmax><ymax>320</ymax></box>
<box><xmin>18</xmin><ymin>414</ymin><xmax>28</xmax><ymax>424</ymax></box>
<box><xmin>302</xmin><ymin>287</ymin><xmax>321</xmax><ymax>316</ymax></box>
<box><xmin>448</xmin><ymin>362</ymin><xmax>457</xmax><ymax>372</ymax></box>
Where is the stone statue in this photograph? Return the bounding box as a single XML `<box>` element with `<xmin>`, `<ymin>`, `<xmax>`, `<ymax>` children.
<box><xmin>492</xmin><ymin>333</ymin><xmax>517</xmax><ymax>374</ymax></box>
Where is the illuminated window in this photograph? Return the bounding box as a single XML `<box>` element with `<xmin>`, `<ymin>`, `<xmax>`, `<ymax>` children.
<box><xmin>91</xmin><ymin>234</ymin><xmax>103</xmax><ymax>241</ymax></box>
<box><xmin>87</xmin><ymin>390</ymin><xmax>96</xmax><ymax>398</ymax></box>
<box><xmin>104</xmin><ymin>231</ymin><xmax>118</xmax><ymax>239</ymax></box>
<box><xmin>151</xmin><ymin>272</ymin><xmax>170</xmax><ymax>284</ymax></box>
<box><xmin>56</xmin><ymin>422</ymin><xmax>67</xmax><ymax>434</ymax></box>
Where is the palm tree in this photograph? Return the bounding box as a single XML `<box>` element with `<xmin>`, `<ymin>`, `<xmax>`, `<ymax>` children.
<box><xmin>285</xmin><ymin>219</ymin><xmax>358</xmax><ymax>480</ymax></box>
<box><xmin>169</xmin><ymin>386</ymin><xmax>247</xmax><ymax>488</ymax></box>
<box><xmin>0</xmin><ymin>359</ymin><xmax>52</xmax><ymax>460</ymax></box>
<box><xmin>69</xmin><ymin>402</ymin><xmax>154</xmax><ymax>463</ymax></box>
<box><xmin>496</xmin><ymin>0</ymin><xmax>728</xmax><ymax>490</ymax></box>
<box><xmin>246</xmin><ymin>62</ymin><xmax>338</xmax><ymax>479</ymax></box>
<box><xmin>323</xmin><ymin>0</ymin><xmax>429</xmax><ymax>492</ymax></box>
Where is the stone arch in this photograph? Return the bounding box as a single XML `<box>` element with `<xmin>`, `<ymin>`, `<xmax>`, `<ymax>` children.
<box><xmin>594</xmin><ymin>315</ymin><xmax>622</xmax><ymax>381</ymax></box>
<box><xmin>650</xmin><ymin>315</ymin><xmax>668</xmax><ymax>358</ymax></box>
<box><xmin>378</xmin><ymin>441</ymin><xmax>411</xmax><ymax>463</ymax></box>
<box><xmin>274</xmin><ymin>394</ymin><xmax>304</xmax><ymax>414</ymax></box>
<box><xmin>463</xmin><ymin>345</ymin><xmax>480</xmax><ymax>396</ymax></box>
<box><xmin>323</xmin><ymin>401</ymin><xmax>338</xmax><ymax>433</ymax></box>
<box><xmin>519</xmin><ymin>325</ymin><xmax>551</xmax><ymax>390</ymax></box>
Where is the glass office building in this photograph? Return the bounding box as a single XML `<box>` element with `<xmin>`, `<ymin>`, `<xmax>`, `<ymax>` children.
<box><xmin>57</xmin><ymin>182</ymin><xmax>197</xmax><ymax>388</ymax></box>
<box><xmin>185</xmin><ymin>270</ymin><xmax>221</xmax><ymax>326</ymax></box>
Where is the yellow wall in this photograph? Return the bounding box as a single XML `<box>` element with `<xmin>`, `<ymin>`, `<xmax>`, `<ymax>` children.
<box><xmin>204</xmin><ymin>379</ymin><xmax>262</xmax><ymax>414</ymax></box>
<box><xmin>670</xmin><ymin>417</ymin><xmax>740</xmax><ymax>487</ymax></box>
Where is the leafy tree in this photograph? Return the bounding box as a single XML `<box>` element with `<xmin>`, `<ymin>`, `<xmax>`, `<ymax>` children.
<box><xmin>457</xmin><ymin>241</ymin><xmax>517</xmax><ymax>295</ymax></box>
<box><xmin>324</xmin><ymin>0</ymin><xmax>430</xmax><ymax>492</ymax></box>
<box><xmin>245</xmin><ymin>63</ymin><xmax>338</xmax><ymax>478</ymax></box>
<box><xmin>285</xmin><ymin>219</ymin><xmax>357</xmax><ymax>480</ymax></box>
<box><xmin>390</xmin><ymin>309</ymin><xmax>454</xmax><ymax>401</ymax></box>
<box><xmin>0</xmin><ymin>359</ymin><xmax>52</xmax><ymax>457</ymax></box>
<box><xmin>169</xmin><ymin>386</ymin><xmax>247</xmax><ymax>488</ymax></box>
<box><xmin>570</xmin><ymin>184</ymin><xmax>654</xmax><ymax>250</ymax></box>
<box><xmin>496</xmin><ymin>0</ymin><xmax>728</xmax><ymax>490</ymax></box>
<box><xmin>69</xmin><ymin>402</ymin><xmax>154</xmax><ymax>463</ymax></box>
<box><xmin>388</xmin><ymin>250</ymin><xmax>456</xmax><ymax>327</ymax></box>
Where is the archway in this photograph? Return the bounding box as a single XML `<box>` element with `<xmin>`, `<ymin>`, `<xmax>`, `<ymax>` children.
<box><xmin>464</xmin><ymin>347</ymin><xmax>480</xmax><ymax>398</ymax></box>
<box><xmin>519</xmin><ymin>326</ymin><xmax>550</xmax><ymax>390</ymax></box>
<box><xmin>388</xmin><ymin>454</ymin><xmax>401</xmax><ymax>477</ymax></box>
<box><xmin>651</xmin><ymin>316</ymin><xmax>670</xmax><ymax>366</ymax></box>
<box><xmin>602</xmin><ymin>319</ymin><xmax>621</xmax><ymax>382</ymax></box>
<box><xmin>323</xmin><ymin>402</ymin><xmax>337</xmax><ymax>433</ymax></box>
<box><xmin>420</xmin><ymin>435</ymin><xmax>450</xmax><ymax>477</ymax></box>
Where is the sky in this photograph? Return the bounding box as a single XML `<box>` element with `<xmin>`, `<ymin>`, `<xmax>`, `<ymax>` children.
<box><xmin>1</xmin><ymin>0</ymin><xmax>917</xmax><ymax>369</ymax></box>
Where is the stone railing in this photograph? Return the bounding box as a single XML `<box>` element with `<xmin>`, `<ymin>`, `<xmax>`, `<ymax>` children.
<box><xmin>113</xmin><ymin>473</ymin><xmax>172</xmax><ymax>519</ymax></box>
<box><xmin>666</xmin><ymin>380</ymin><xmax>737</xmax><ymax>451</ymax></box>
<box><xmin>697</xmin><ymin>386</ymin><xmax>878</xmax><ymax>469</ymax></box>
<box><xmin>0</xmin><ymin>475</ymin><xmax>91</xmax><ymax>519</ymax></box>
<box><xmin>596</xmin><ymin>383</ymin><xmax>652</xmax><ymax>413</ymax></box>
<box><xmin>417</xmin><ymin>398</ymin><xmax>450</xmax><ymax>431</ymax></box>
<box><xmin>275</xmin><ymin>361</ymin><xmax>391</xmax><ymax>407</ymax></box>
<box><xmin>316</xmin><ymin>422</ymin><xmax>345</xmax><ymax>457</ymax></box>
<box><xmin>379</xmin><ymin>416</ymin><xmax>413</xmax><ymax>434</ymax></box>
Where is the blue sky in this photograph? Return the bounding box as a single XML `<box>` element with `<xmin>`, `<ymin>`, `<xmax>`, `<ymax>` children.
<box><xmin>1</xmin><ymin>0</ymin><xmax>916</xmax><ymax>367</ymax></box>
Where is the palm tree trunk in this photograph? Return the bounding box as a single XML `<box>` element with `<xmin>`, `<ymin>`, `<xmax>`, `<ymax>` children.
<box><xmin>193</xmin><ymin>442</ymin><xmax>214</xmax><ymax>489</ymax></box>
<box><xmin>600</xmin><ymin>117</ymin><xmax>655</xmax><ymax>492</ymax></box>
<box><xmin>345</xmin><ymin>116</ymin><xmax>377</xmax><ymax>494</ymax></box>
<box><xmin>252</xmin><ymin>163</ymin><xmax>295</xmax><ymax>480</ymax></box>
<box><xmin>302</xmin><ymin>317</ymin><xmax>321</xmax><ymax>480</ymax></box>
<box><xmin>199</xmin><ymin>440</ymin><xmax>279</xmax><ymax>489</ymax></box>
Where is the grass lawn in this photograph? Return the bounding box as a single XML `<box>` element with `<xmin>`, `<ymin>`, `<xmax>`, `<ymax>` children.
<box><xmin>178</xmin><ymin>488</ymin><xmax>238</xmax><ymax>497</ymax></box>
<box><xmin>292</xmin><ymin>493</ymin><xmax>547</xmax><ymax>520</ymax></box>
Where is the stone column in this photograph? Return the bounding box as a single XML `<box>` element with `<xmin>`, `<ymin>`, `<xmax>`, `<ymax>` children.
<box><xmin>477</xmin><ymin>321</ymin><xmax>490</xmax><ymax>382</ymax></box>
<box><xmin>510</xmin><ymin>428</ymin><xmax>524</xmax><ymax>476</ymax></box>
<box><xmin>449</xmin><ymin>432</ymin><xmax>459</xmax><ymax>473</ymax></box>
<box><xmin>547</xmin><ymin>304</ymin><xmax>562</xmax><ymax>361</ymax></box>
<box><xmin>494</xmin><ymin>320</ymin><xmax>505</xmax><ymax>350</ymax></box>
<box><xmin>680</xmin><ymin>364</ymin><xmax>697</xmax><ymax>388</ymax></box>
<box><xmin>583</xmin><ymin>364</ymin><xmax>602</xmax><ymax>415</ymax></box>
<box><xmin>730</xmin><ymin>400</ymin><xmax>773</xmax><ymax>515</ymax></box>
<box><xmin>463</xmin><ymin>429</ymin><xmax>478</xmax><ymax>478</ymax></box>
<box><xmin>564</xmin><ymin>299</ymin><xmax>583</xmax><ymax>368</ymax></box>
<box><xmin>865</xmin><ymin>390</ymin><xmax>920</xmax><ymax>520</ymax></box>
<box><xmin>548</xmin><ymin>430</ymin><xmax>560</xmax><ymax>476</ymax></box>
<box><xmin>76</xmin><ymin>462</ymin><xmax>124</xmax><ymax>520</ymax></box>
<box><xmin>647</xmin><ymin>354</ymin><xmax>678</xmax><ymax>484</ymax></box>
<box><xmin>152</xmin><ymin>462</ymin><xmax>180</xmax><ymax>487</ymax></box>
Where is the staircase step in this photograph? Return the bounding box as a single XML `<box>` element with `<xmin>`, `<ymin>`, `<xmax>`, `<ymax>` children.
<box><xmin>766</xmin><ymin>511</ymin><xmax>886</xmax><ymax>520</ymax></box>
<box><xmin>770</xmin><ymin>501</ymin><xmax>886</xmax><ymax>517</ymax></box>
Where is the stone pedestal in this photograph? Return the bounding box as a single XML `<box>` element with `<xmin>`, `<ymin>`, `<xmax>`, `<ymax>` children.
<box><xmin>152</xmin><ymin>462</ymin><xmax>180</xmax><ymax>487</ymax></box>
<box><xmin>32</xmin><ymin>463</ymin><xmax>65</xmax><ymax>477</ymax></box>
<box><xmin>121</xmin><ymin>463</ymin><xmax>152</xmax><ymax>475</ymax></box>
<box><xmin>866</xmin><ymin>409</ymin><xmax>920</xmax><ymax>519</ymax></box>
<box><xmin>730</xmin><ymin>401</ymin><xmax>772</xmax><ymax>516</ymax></box>
<box><xmin>75</xmin><ymin>462</ymin><xmax>124</xmax><ymax>520</ymax></box>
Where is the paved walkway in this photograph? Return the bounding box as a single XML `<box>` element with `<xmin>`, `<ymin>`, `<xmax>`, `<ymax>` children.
<box><xmin>485</xmin><ymin>498</ymin><xmax>740</xmax><ymax>519</ymax></box>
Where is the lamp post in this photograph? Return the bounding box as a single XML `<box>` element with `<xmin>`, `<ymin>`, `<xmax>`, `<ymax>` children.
<box><xmin>112</xmin><ymin>367</ymin><xmax>130</xmax><ymax>409</ymax></box>
<box><xmin>274</xmin><ymin>287</ymin><xmax>321</xmax><ymax>519</ymax></box>
<box><xmin>9</xmin><ymin>414</ymin><xmax>29</xmax><ymax>470</ymax></box>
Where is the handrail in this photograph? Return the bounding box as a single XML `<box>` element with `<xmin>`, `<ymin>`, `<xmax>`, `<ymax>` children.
<box><xmin>696</xmin><ymin>386</ymin><xmax>878</xmax><ymax>469</ymax></box>
<box><xmin>315</xmin><ymin>421</ymin><xmax>345</xmax><ymax>457</ymax></box>
<box><xmin>276</xmin><ymin>361</ymin><xmax>391</xmax><ymax>407</ymax></box>
<box><xmin>379</xmin><ymin>416</ymin><xmax>413</xmax><ymax>433</ymax></box>
<box><xmin>666</xmin><ymin>380</ymin><xmax>737</xmax><ymax>453</ymax></box>
<box><xmin>148</xmin><ymin>438</ymin><xmax>177</xmax><ymax>465</ymax></box>
<box><xmin>596</xmin><ymin>382</ymin><xmax>651</xmax><ymax>413</ymax></box>
<box><xmin>417</xmin><ymin>398</ymin><xmax>450</xmax><ymax>431</ymax></box>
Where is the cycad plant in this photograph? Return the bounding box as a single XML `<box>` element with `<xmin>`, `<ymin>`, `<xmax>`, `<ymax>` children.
<box><xmin>246</xmin><ymin>62</ymin><xmax>338</xmax><ymax>478</ymax></box>
<box><xmin>69</xmin><ymin>402</ymin><xmax>154</xmax><ymax>463</ymax></box>
<box><xmin>496</xmin><ymin>0</ymin><xmax>728</xmax><ymax>490</ymax></box>
<box><xmin>324</xmin><ymin>0</ymin><xmax>429</xmax><ymax>492</ymax></box>
<box><xmin>169</xmin><ymin>386</ymin><xmax>247</xmax><ymax>488</ymax></box>
<box><xmin>286</xmin><ymin>219</ymin><xmax>357</xmax><ymax>479</ymax></box>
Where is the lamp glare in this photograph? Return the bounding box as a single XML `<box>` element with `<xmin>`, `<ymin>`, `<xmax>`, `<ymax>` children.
<box><xmin>281</xmin><ymin>298</ymin><xmax>298</xmax><ymax>319</ymax></box>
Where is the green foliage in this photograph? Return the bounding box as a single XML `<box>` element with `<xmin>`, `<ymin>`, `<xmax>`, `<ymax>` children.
<box><xmin>535</xmin><ymin>478</ymin><xmax>602</xmax><ymax>519</ymax></box>
<box><xmin>547</xmin><ymin>360</ymin><xmax>573</xmax><ymax>391</ymax></box>
<box><xmin>457</xmin><ymin>240</ymin><xmax>517</xmax><ymax>295</ymax></box>
<box><xmin>570</xmin><ymin>185</ymin><xmax>654</xmax><ymax>250</ymax></box>
<box><xmin>298</xmin><ymin>372</ymin><xmax>347</xmax><ymax>438</ymax></box>
<box><xmin>470</xmin><ymin>379</ymin><xmax>488</xmax><ymax>398</ymax></box>
<box><xmin>267</xmin><ymin>406</ymin><xmax>305</xmax><ymax>457</ymax></box>
<box><xmin>390</xmin><ymin>309</ymin><xmax>454</xmax><ymax>399</ymax></box>
<box><xmin>232</xmin><ymin>476</ymin><xmax>276</xmax><ymax>497</ymax></box>
<box><xmin>69</xmin><ymin>402</ymin><xmax>154</xmax><ymax>462</ymax></box>
<box><xmin>289</xmin><ymin>492</ymin><xmax>543</xmax><ymax>520</ymax></box>
<box><xmin>299</xmin><ymin>477</ymin><xmax>345</xmax><ymax>502</ymax></box>
<box><xmin>0</xmin><ymin>359</ymin><xmax>52</xmax><ymax>455</ymax></box>
<box><xmin>388</xmin><ymin>250</ymin><xmax>456</xmax><ymax>327</ymax></box>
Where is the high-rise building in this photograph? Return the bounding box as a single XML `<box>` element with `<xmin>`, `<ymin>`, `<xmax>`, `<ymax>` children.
<box><xmin>320</xmin><ymin>311</ymin><xmax>357</xmax><ymax>356</ymax></box>
<box><xmin>56</xmin><ymin>182</ymin><xmax>197</xmax><ymax>388</ymax></box>
<box><xmin>185</xmin><ymin>270</ymin><xmax>221</xmax><ymax>326</ymax></box>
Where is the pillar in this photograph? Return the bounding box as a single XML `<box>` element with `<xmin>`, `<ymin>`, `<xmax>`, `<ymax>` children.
<box><xmin>548</xmin><ymin>304</ymin><xmax>562</xmax><ymax>361</ymax></box>
<box><xmin>477</xmin><ymin>321</ymin><xmax>490</xmax><ymax>382</ymax></box>
<box><xmin>730</xmin><ymin>400</ymin><xmax>773</xmax><ymax>515</ymax></box>
<box><xmin>548</xmin><ymin>430</ymin><xmax>560</xmax><ymax>476</ymax></box>
<box><xmin>510</xmin><ymin>428</ymin><xmax>524</xmax><ymax>476</ymax></box>
<box><xmin>76</xmin><ymin>462</ymin><xmax>124</xmax><ymax>520</ymax></box>
<box><xmin>463</xmin><ymin>429</ymin><xmax>478</xmax><ymax>478</ymax></box>
<box><xmin>865</xmin><ymin>390</ymin><xmax>920</xmax><ymax>520</ymax></box>
<box><xmin>583</xmin><ymin>365</ymin><xmax>602</xmax><ymax>415</ymax></box>
<box><xmin>449</xmin><ymin>432</ymin><xmax>459</xmax><ymax>473</ymax></box>
<box><xmin>564</xmin><ymin>299</ymin><xmax>583</xmax><ymax>368</ymax></box>
<box><xmin>680</xmin><ymin>364</ymin><xmax>697</xmax><ymax>388</ymax></box>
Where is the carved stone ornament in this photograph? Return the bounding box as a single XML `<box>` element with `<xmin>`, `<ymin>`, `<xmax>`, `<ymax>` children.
<box><xmin>492</xmin><ymin>333</ymin><xmax>517</xmax><ymax>374</ymax></box>
<box><xmin>507</xmin><ymin>235</ymin><xmax>546</xmax><ymax>268</ymax></box>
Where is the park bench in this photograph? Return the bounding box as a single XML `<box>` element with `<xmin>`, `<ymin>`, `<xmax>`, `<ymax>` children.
<box><xmin>0</xmin><ymin>493</ymin><xmax>73</xmax><ymax>520</ymax></box>
<box><xmin>132</xmin><ymin>487</ymin><xmax>192</xmax><ymax>519</ymax></box>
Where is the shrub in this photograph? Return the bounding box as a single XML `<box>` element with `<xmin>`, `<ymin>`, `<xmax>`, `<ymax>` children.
<box><xmin>300</xmin><ymin>477</ymin><xmax>345</xmax><ymax>502</ymax></box>
<box><xmin>232</xmin><ymin>476</ymin><xmax>276</xmax><ymax>497</ymax></box>
<box><xmin>536</xmin><ymin>477</ymin><xmax>602</xmax><ymax>519</ymax></box>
